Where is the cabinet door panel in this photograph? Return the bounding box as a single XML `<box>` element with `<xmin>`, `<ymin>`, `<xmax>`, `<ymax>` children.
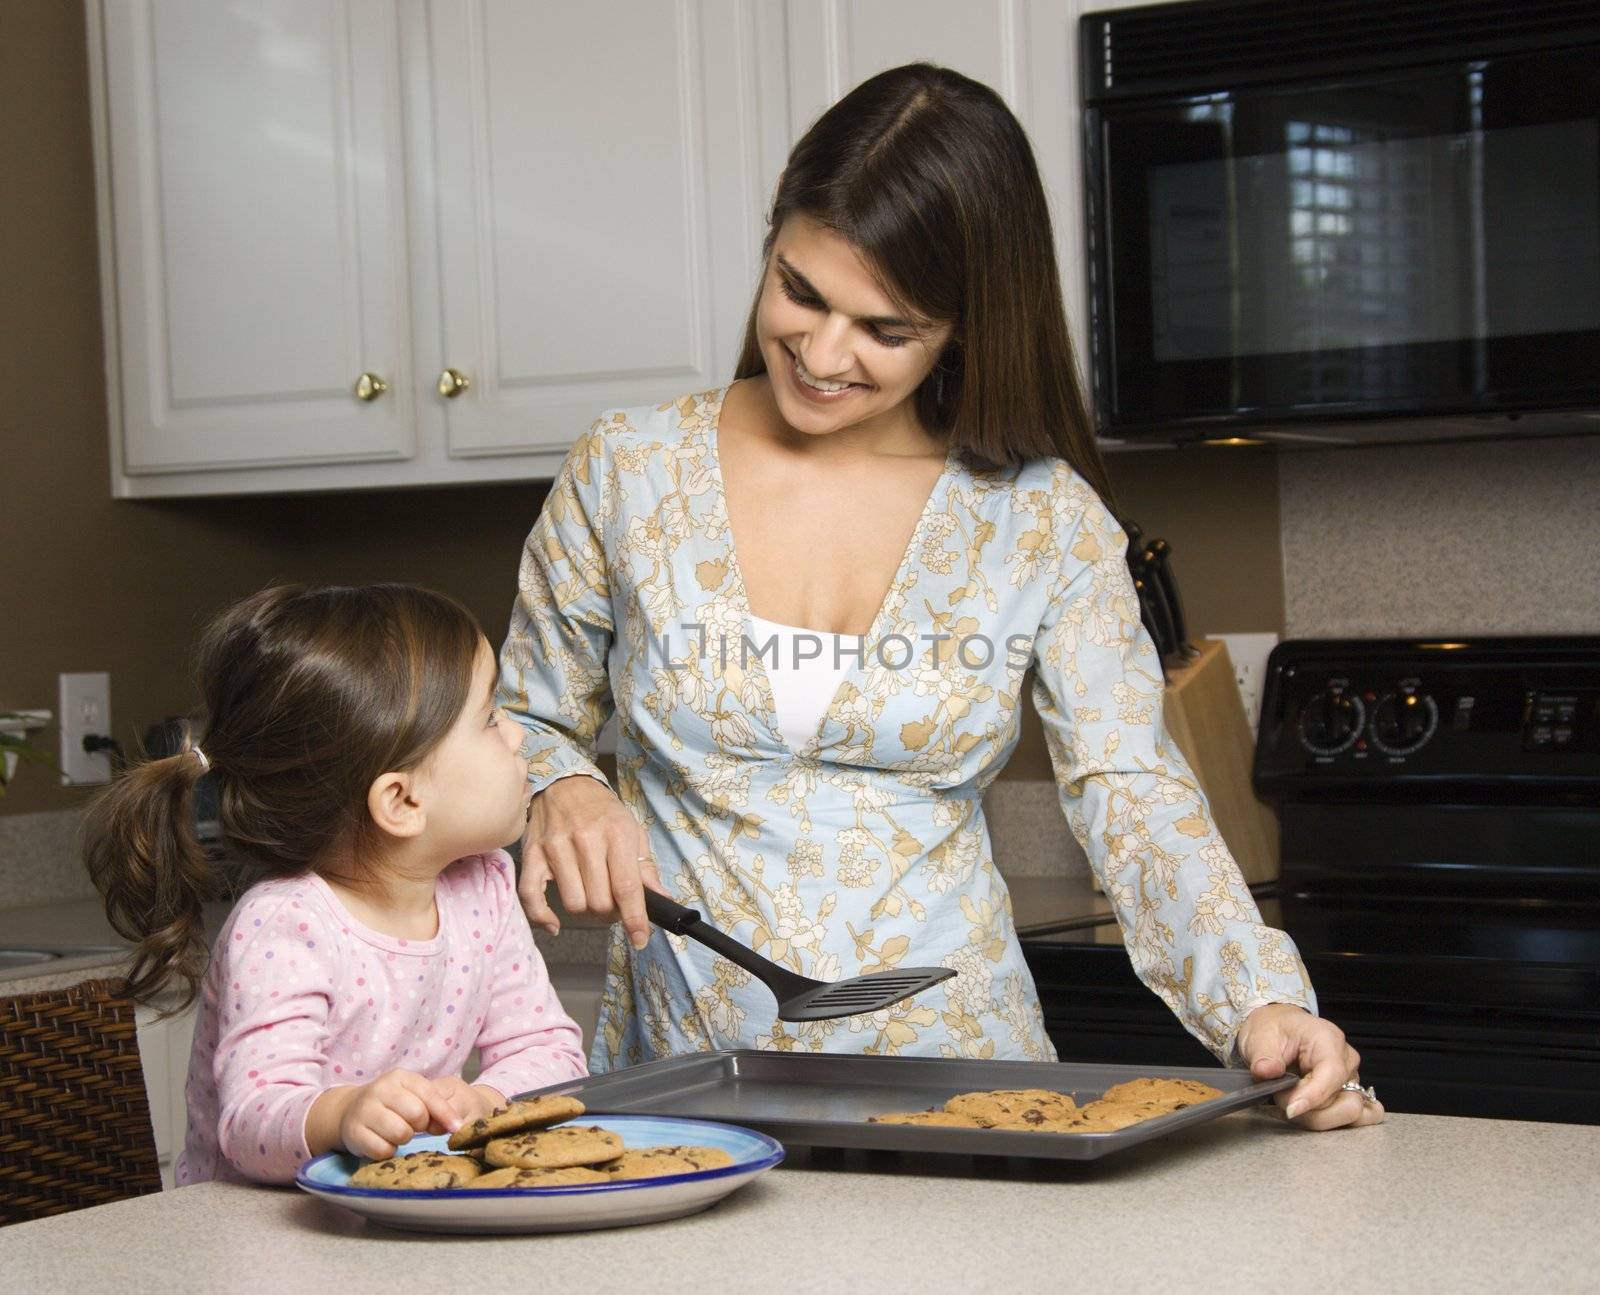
<box><xmin>99</xmin><ymin>0</ymin><xmax>414</xmax><ymax>473</ymax></box>
<box><xmin>428</xmin><ymin>0</ymin><xmax>781</xmax><ymax>455</ymax></box>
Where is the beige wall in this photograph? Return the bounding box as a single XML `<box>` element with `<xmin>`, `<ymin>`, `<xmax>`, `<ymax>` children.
<box><xmin>0</xmin><ymin>3</ymin><xmax>1285</xmax><ymax>814</ymax></box>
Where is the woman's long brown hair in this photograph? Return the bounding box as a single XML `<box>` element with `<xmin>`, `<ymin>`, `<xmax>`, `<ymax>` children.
<box><xmin>82</xmin><ymin>583</ymin><xmax>481</xmax><ymax>1010</ymax></box>
<box><xmin>734</xmin><ymin>61</ymin><xmax>1117</xmax><ymax>513</ymax></box>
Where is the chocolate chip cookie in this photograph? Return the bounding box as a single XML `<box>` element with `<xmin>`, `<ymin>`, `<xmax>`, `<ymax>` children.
<box><xmin>868</xmin><ymin>1109</ymin><xmax>989</xmax><ymax>1127</ymax></box>
<box><xmin>483</xmin><ymin>1125</ymin><xmax>624</xmax><ymax>1170</ymax></box>
<box><xmin>466</xmin><ymin>1165</ymin><xmax>610</xmax><ymax>1189</ymax></box>
<box><xmin>348</xmin><ymin>1149</ymin><xmax>483</xmax><ymax>1189</ymax></box>
<box><xmin>1096</xmin><ymin>1077</ymin><xmax>1222</xmax><ymax>1111</ymax></box>
<box><xmin>598</xmin><ymin>1146</ymin><xmax>734</xmax><ymax>1180</ymax></box>
<box><xmin>447</xmin><ymin>1094</ymin><xmax>587</xmax><ymax>1151</ymax></box>
<box><xmin>944</xmin><ymin>1088</ymin><xmax>1080</xmax><ymax>1127</ymax></box>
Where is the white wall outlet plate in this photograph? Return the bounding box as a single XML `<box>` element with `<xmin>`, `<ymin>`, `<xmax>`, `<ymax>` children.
<box><xmin>1215</xmin><ymin>633</ymin><xmax>1279</xmax><ymax>733</ymax></box>
<box><xmin>59</xmin><ymin>672</ymin><xmax>113</xmax><ymax>785</ymax></box>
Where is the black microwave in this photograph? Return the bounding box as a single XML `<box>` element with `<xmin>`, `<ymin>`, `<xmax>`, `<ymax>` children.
<box><xmin>1081</xmin><ymin>0</ymin><xmax>1600</xmax><ymax>446</ymax></box>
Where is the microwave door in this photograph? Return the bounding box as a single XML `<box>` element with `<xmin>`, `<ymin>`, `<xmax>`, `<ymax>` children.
<box><xmin>1089</xmin><ymin>47</ymin><xmax>1600</xmax><ymax>439</ymax></box>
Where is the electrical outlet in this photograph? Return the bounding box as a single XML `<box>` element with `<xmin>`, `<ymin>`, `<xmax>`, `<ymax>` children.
<box><xmin>59</xmin><ymin>672</ymin><xmax>113</xmax><ymax>785</ymax></box>
<box><xmin>1215</xmin><ymin>633</ymin><xmax>1279</xmax><ymax>733</ymax></box>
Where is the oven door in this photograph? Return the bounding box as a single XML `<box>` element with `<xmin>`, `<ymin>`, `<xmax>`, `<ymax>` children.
<box><xmin>1086</xmin><ymin>46</ymin><xmax>1600</xmax><ymax>437</ymax></box>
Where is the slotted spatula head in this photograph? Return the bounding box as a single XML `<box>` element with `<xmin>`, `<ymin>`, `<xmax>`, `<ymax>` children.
<box><xmin>644</xmin><ymin>889</ymin><xmax>956</xmax><ymax>1022</ymax></box>
<box><xmin>776</xmin><ymin>967</ymin><xmax>956</xmax><ymax>1021</ymax></box>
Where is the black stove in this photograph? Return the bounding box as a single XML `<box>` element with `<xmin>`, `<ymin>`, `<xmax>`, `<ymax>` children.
<box><xmin>1021</xmin><ymin>637</ymin><xmax>1600</xmax><ymax>1124</ymax></box>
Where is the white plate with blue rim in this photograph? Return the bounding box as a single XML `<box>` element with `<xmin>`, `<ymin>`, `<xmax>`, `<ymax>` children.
<box><xmin>295</xmin><ymin>1114</ymin><xmax>784</xmax><ymax>1234</ymax></box>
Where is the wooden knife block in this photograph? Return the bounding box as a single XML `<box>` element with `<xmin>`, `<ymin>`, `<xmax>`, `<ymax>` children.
<box><xmin>1093</xmin><ymin>638</ymin><xmax>1280</xmax><ymax>888</ymax></box>
<box><xmin>1164</xmin><ymin>639</ymin><xmax>1280</xmax><ymax>884</ymax></box>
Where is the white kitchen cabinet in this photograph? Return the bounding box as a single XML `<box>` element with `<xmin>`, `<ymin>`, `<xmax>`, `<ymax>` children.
<box><xmin>134</xmin><ymin>995</ymin><xmax>199</xmax><ymax>1190</ymax></box>
<box><xmin>424</xmin><ymin>0</ymin><xmax>791</xmax><ymax>459</ymax></box>
<box><xmin>86</xmin><ymin>0</ymin><xmax>789</xmax><ymax>497</ymax></box>
<box><xmin>90</xmin><ymin>1</ymin><xmax>417</xmax><ymax>489</ymax></box>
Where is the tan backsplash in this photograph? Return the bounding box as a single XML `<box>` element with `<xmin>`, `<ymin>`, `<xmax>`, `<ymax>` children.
<box><xmin>1281</xmin><ymin>437</ymin><xmax>1600</xmax><ymax>638</ymax></box>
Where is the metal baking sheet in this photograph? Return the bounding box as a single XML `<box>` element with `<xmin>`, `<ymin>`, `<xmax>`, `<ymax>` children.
<box><xmin>516</xmin><ymin>1050</ymin><xmax>1296</xmax><ymax>1162</ymax></box>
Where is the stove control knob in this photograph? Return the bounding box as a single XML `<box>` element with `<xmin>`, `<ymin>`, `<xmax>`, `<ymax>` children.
<box><xmin>1370</xmin><ymin>691</ymin><xmax>1438</xmax><ymax>756</ymax></box>
<box><xmin>1298</xmin><ymin>689</ymin><xmax>1364</xmax><ymax>756</ymax></box>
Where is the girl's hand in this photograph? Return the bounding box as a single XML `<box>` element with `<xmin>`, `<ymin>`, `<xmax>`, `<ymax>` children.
<box><xmin>519</xmin><ymin>774</ymin><xmax>664</xmax><ymax>951</ymax></box>
<box><xmin>334</xmin><ymin>1069</ymin><xmax>466</xmax><ymax>1160</ymax></box>
<box><xmin>1236</xmin><ymin>1003</ymin><xmax>1386</xmax><ymax>1131</ymax></box>
<box><xmin>421</xmin><ymin>1076</ymin><xmax>505</xmax><ymax>1135</ymax></box>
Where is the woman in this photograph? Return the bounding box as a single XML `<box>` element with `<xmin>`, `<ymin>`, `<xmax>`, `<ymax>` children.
<box><xmin>499</xmin><ymin>63</ymin><xmax>1380</xmax><ymax>1130</ymax></box>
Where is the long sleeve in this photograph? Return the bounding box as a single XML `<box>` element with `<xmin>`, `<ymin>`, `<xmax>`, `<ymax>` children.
<box><xmin>470</xmin><ymin>853</ymin><xmax>588</xmax><ymax>1099</ymax></box>
<box><xmin>207</xmin><ymin>892</ymin><xmax>336</xmax><ymax>1184</ymax></box>
<box><xmin>498</xmin><ymin>419</ymin><xmax>618</xmax><ymax>795</ymax></box>
<box><xmin>1029</xmin><ymin>478</ymin><xmax>1315</xmax><ymax>1064</ymax></box>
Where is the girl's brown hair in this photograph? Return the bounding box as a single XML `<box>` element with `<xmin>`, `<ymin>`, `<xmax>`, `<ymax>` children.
<box><xmin>82</xmin><ymin>583</ymin><xmax>482</xmax><ymax>1009</ymax></box>
<box><xmin>734</xmin><ymin>61</ymin><xmax>1117</xmax><ymax>511</ymax></box>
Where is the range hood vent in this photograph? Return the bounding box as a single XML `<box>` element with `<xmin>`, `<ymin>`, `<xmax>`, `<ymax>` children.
<box><xmin>1084</xmin><ymin>0</ymin><xmax>1600</xmax><ymax>102</ymax></box>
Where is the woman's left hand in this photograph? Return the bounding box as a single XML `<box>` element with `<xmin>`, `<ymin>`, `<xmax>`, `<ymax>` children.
<box><xmin>1235</xmin><ymin>1002</ymin><xmax>1385</xmax><ymax>1130</ymax></box>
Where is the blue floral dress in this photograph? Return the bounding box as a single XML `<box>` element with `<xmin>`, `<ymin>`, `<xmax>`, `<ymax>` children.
<box><xmin>497</xmin><ymin>385</ymin><xmax>1313</xmax><ymax>1071</ymax></box>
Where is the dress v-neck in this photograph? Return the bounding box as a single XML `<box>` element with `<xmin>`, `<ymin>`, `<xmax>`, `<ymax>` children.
<box><xmin>706</xmin><ymin>382</ymin><xmax>958</xmax><ymax>756</ymax></box>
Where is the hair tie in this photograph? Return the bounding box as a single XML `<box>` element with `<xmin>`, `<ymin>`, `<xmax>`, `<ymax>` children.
<box><xmin>190</xmin><ymin>744</ymin><xmax>210</xmax><ymax>773</ymax></box>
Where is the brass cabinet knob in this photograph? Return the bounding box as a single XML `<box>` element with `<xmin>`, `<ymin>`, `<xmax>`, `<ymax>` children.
<box><xmin>437</xmin><ymin>367</ymin><xmax>471</xmax><ymax>398</ymax></box>
<box><xmin>353</xmin><ymin>372</ymin><xmax>388</xmax><ymax>402</ymax></box>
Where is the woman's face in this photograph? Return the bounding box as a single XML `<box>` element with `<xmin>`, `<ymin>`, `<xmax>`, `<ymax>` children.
<box><xmin>755</xmin><ymin>214</ymin><xmax>953</xmax><ymax>444</ymax></box>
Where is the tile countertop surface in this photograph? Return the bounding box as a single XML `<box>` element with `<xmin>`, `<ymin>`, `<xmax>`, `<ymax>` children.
<box><xmin>3</xmin><ymin>1110</ymin><xmax>1595</xmax><ymax>1293</ymax></box>
<box><xmin>0</xmin><ymin>876</ymin><xmax>1110</xmax><ymax>996</ymax></box>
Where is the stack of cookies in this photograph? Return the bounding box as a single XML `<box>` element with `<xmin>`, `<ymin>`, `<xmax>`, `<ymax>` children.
<box><xmin>867</xmin><ymin>1076</ymin><xmax>1225</xmax><ymax>1133</ymax></box>
<box><xmin>346</xmin><ymin>1095</ymin><xmax>733</xmax><ymax>1191</ymax></box>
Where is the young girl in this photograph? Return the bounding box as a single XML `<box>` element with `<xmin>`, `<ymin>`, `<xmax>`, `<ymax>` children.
<box><xmin>84</xmin><ymin>583</ymin><xmax>586</xmax><ymax>1185</ymax></box>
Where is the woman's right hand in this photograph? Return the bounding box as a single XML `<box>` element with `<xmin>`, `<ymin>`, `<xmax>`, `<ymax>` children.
<box><xmin>519</xmin><ymin>774</ymin><xmax>662</xmax><ymax>950</ymax></box>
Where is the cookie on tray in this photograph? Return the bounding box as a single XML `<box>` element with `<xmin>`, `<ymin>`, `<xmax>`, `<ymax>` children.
<box><xmin>349</xmin><ymin>1149</ymin><xmax>483</xmax><ymax>1189</ymax></box>
<box><xmin>1083</xmin><ymin>1098</ymin><xmax>1181</xmax><ymax>1124</ymax></box>
<box><xmin>483</xmin><ymin>1125</ymin><xmax>624</xmax><ymax>1170</ymax></box>
<box><xmin>868</xmin><ymin>1109</ymin><xmax>988</xmax><ymax>1128</ymax></box>
<box><xmin>599</xmin><ymin>1146</ymin><xmax>734</xmax><ymax>1180</ymax></box>
<box><xmin>447</xmin><ymin>1094</ymin><xmax>586</xmax><ymax>1151</ymax></box>
<box><xmin>1096</xmin><ymin>1077</ymin><xmax>1223</xmax><ymax>1110</ymax></box>
<box><xmin>1066</xmin><ymin>1105</ymin><xmax>1149</xmax><ymax>1131</ymax></box>
<box><xmin>944</xmin><ymin>1088</ymin><xmax>1079</xmax><ymax>1127</ymax></box>
<box><xmin>989</xmin><ymin>1116</ymin><xmax>1093</xmax><ymax>1133</ymax></box>
<box><xmin>466</xmin><ymin>1165</ymin><xmax>610</xmax><ymax>1189</ymax></box>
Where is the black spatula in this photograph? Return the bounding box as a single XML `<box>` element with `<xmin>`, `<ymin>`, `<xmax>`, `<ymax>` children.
<box><xmin>644</xmin><ymin>889</ymin><xmax>955</xmax><ymax>1021</ymax></box>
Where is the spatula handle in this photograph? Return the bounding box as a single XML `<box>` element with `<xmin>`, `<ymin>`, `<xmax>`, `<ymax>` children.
<box><xmin>643</xmin><ymin>889</ymin><xmax>816</xmax><ymax>1003</ymax></box>
<box><xmin>643</xmin><ymin>887</ymin><xmax>703</xmax><ymax>935</ymax></box>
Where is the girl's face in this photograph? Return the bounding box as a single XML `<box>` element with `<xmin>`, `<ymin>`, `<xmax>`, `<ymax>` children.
<box><xmin>755</xmin><ymin>214</ymin><xmax>953</xmax><ymax>445</ymax></box>
<box><xmin>411</xmin><ymin>638</ymin><xmax>531</xmax><ymax>860</ymax></box>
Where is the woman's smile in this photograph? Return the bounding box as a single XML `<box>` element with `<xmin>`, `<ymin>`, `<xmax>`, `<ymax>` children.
<box><xmin>786</xmin><ymin>346</ymin><xmax>869</xmax><ymax>402</ymax></box>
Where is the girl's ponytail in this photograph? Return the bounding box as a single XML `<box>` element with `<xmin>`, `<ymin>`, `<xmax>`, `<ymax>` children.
<box><xmin>82</xmin><ymin>736</ymin><xmax>218</xmax><ymax>1010</ymax></box>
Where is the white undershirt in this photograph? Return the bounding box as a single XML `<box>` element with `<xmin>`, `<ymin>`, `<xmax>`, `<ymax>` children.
<box><xmin>747</xmin><ymin>612</ymin><xmax>859</xmax><ymax>751</ymax></box>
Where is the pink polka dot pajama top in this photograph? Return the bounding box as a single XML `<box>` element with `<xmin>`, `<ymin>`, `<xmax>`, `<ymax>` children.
<box><xmin>176</xmin><ymin>849</ymin><xmax>586</xmax><ymax>1186</ymax></box>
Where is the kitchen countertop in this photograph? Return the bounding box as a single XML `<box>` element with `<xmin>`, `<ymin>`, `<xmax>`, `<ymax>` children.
<box><xmin>4</xmin><ymin>1110</ymin><xmax>1594</xmax><ymax>1293</ymax></box>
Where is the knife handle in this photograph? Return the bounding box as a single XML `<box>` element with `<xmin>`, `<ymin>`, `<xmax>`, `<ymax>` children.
<box><xmin>1148</xmin><ymin>538</ymin><xmax>1191</xmax><ymax>653</ymax></box>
